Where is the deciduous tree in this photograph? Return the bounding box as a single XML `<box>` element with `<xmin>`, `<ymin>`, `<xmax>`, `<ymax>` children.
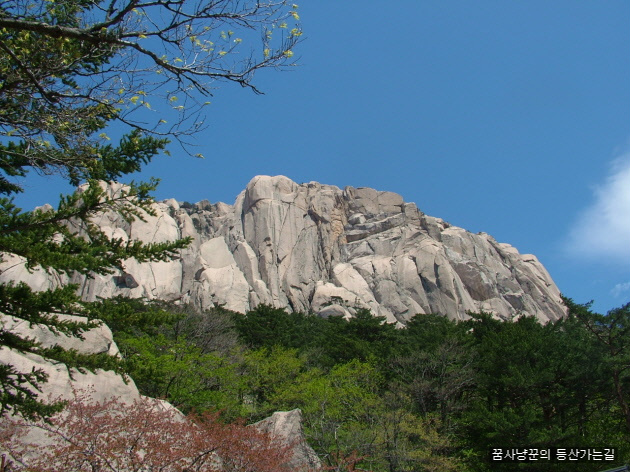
<box><xmin>1</xmin><ymin>390</ymin><xmax>293</xmax><ymax>471</ymax></box>
<box><xmin>0</xmin><ymin>0</ymin><xmax>302</xmax><ymax>164</ymax></box>
<box><xmin>0</xmin><ymin>0</ymin><xmax>302</xmax><ymax>419</ymax></box>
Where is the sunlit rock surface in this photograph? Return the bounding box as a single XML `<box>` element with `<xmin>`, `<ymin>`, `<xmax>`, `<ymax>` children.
<box><xmin>253</xmin><ymin>409</ymin><xmax>322</xmax><ymax>471</ymax></box>
<box><xmin>0</xmin><ymin>311</ymin><xmax>141</xmax><ymax>408</ymax></box>
<box><xmin>0</xmin><ymin>175</ymin><xmax>566</xmax><ymax>323</ymax></box>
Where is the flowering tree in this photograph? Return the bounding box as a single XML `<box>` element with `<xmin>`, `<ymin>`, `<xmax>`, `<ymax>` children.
<box><xmin>1</xmin><ymin>391</ymin><xmax>295</xmax><ymax>471</ymax></box>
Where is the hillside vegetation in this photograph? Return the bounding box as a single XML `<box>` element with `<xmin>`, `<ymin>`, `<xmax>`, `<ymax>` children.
<box><xmin>97</xmin><ymin>297</ymin><xmax>630</xmax><ymax>472</ymax></box>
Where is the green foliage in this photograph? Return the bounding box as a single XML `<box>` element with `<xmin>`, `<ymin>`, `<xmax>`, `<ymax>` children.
<box><xmin>388</xmin><ymin>339</ymin><xmax>475</xmax><ymax>436</ymax></box>
<box><xmin>317</xmin><ymin>309</ymin><xmax>399</xmax><ymax>366</ymax></box>
<box><xmin>58</xmin><ymin>294</ymin><xmax>624</xmax><ymax>471</ymax></box>
<box><xmin>233</xmin><ymin>304</ymin><xmax>326</xmax><ymax>350</ymax></box>
<box><xmin>0</xmin><ymin>0</ymin><xmax>304</xmax><ymax>434</ymax></box>
<box><xmin>397</xmin><ymin>312</ymin><xmax>465</xmax><ymax>353</ymax></box>
<box><xmin>227</xmin><ymin>304</ymin><xmax>630</xmax><ymax>470</ymax></box>
<box><xmin>95</xmin><ymin>301</ymin><xmax>246</xmax><ymax>418</ymax></box>
<box><xmin>458</xmin><ymin>309</ymin><xmax>629</xmax><ymax>471</ymax></box>
<box><xmin>121</xmin><ymin>334</ymin><xmax>245</xmax><ymax>416</ymax></box>
<box><xmin>0</xmin><ymin>0</ymin><xmax>194</xmax><ymax>419</ymax></box>
<box><xmin>234</xmin><ymin>305</ymin><xmax>400</xmax><ymax>369</ymax></box>
<box><xmin>87</xmin><ymin>296</ymin><xmax>183</xmax><ymax>336</ymax></box>
<box><xmin>0</xmin><ymin>363</ymin><xmax>64</xmax><ymax>421</ymax></box>
<box><xmin>565</xmin><ymin>299</ymin><xmax>630</xmax><ymax>451</ymax></box>
<box><xmin>0</xmin><ymin>183</ymin><xmax>191</xmax><ymax>419</ymax></box>
<box><xmin>1</xmin><ymin>180</ymin><xmax>191</xmax><ymax>275</ymax></box>
<box><xmin>106</xmin><ymin>303</ymin><xmax>461</xmax><ymax>469</ymax></box>
<box><xmin>0</xmin><ymin>0</ymin><xmax>302</xmax><ymax>169</ymax></box>
<box><xmin>0</xmin><ymin>283</ymin><xmax>94</xmax><ymax>334</ymax></box>
<box><xmin>374</xmin><ymin>390</ymin><xmax>462</xmax><ymax>472</ymax></box>
<box><xmin>270</xmin><ymin>359</ymin><xmax>384</xmax><ymax>469</ymax></box>
<box><xmin>243</xmin><ymin>346</ymin><xmax>305</xmax><ymax>417</ymax></box>
<box><xmin>0</xmin><ymin>282</ymin><xmax>105</xmax><ymax>419</ymax></box>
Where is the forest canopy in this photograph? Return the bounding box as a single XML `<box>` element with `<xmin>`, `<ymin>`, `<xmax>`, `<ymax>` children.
<box><xmin>88</xmin><ymin>299</ymin><xmax>630</xmax><ymax>472</ymax></box>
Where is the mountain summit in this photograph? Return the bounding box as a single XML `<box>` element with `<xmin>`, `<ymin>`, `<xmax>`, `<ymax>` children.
<box><xmin>1</xmin><ymin>175</ymin><xmax>566</xmax><ymax>323</ymax></box>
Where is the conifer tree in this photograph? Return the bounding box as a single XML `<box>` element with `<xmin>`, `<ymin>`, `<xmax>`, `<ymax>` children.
<box><xmin>0</xmin><ymin>0</ymin><xmax>302</xmax><ymax>419</ymax></box>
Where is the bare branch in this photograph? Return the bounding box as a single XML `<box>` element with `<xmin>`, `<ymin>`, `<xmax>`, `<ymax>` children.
<box><xmin>0</xmin><ymin>0</ymin><xmax>303</xmax><ymax>158</ymax></box>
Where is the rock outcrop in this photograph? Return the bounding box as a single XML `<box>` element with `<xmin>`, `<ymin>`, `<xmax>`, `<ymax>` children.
<box><xmin>0</xmin><ymin>176</ymin><xmax>566</xmax><ymax>323</ymax></box>
<box><xmin>0</xmin><ymin>312</ymin><xmax>140</xmax><ymax>405</ymax></box>
<box><xmin>0</xmin><ymin>311</ymin><xmax>319</xmax><ymax>470</ymax></box>
<box><xmin>253</xmin><ymin>409</ymin><xmax>322</xmax><ymax>471</ymax></box>
<box><xmin>0</xmin><ymin>310</ymin><xmax>143</xmax><ymax>462</ymax></box>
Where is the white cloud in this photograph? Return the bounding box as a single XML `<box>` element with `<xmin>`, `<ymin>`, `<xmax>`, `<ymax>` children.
<box><xmin>611</xmin><ymin>281</ymin><xmax>630</xmax><ymax>298</ymax></box>
<box><xmin>566</xmin><ymin>152</ymin><xmax>630</xmax><ymax>263</ymax></box>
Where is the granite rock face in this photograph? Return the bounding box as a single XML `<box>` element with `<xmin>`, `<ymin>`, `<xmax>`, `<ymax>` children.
<box><xmin>253</xmin><ymin>409</ymin><xmax>322</xmax><ymax>471</ymax></box>
<box><xmin>0</xmin><ymin>175</ymin><xmax>566</xmax><ymax>323</ymax></box>
<box><xmin>0</xmin><ymin>312</ymin><xmax>142</xmax><ymax>408</ymax></box>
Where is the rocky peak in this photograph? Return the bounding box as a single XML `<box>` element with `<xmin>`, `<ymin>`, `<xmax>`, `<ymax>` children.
<box><xmin>0</xmin><ymin>175</ymin><xmax>566</xmax><ymax>323</ymax></box>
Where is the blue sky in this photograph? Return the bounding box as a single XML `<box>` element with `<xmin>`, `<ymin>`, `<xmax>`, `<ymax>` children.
<box><xmin>15</xmin><ymin>1</ymin><xmax>630</xmax><ymax>314</ymax></box>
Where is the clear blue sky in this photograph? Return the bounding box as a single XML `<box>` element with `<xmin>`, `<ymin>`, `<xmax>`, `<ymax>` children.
<box><xmin>15</xmin><ymin>1</ymin><xmax>630</xmax><ymax>314</ymax></box>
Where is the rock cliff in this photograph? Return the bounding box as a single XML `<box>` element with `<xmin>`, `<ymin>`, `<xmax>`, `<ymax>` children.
<box><xmin>0</xmin><ymin>175</ymin><xmax>566</xmax><ymax>323</ymax></box>
<box><xmin>0</xmin><ymin>312</ymin><xmax>140</xmax><ymax>405</ymax></box>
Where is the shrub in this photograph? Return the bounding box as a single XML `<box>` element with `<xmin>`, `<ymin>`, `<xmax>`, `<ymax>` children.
<box><xmin>1</xmin><ymin>391</ymin><xmax>293</xmax><ymax>472</ymax></box>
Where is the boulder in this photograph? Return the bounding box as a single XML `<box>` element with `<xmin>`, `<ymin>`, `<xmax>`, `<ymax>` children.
<box><xmin>253</xmin><ymin>409</ymin><xmax>322</xmax><ymax>471</ymax></box>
